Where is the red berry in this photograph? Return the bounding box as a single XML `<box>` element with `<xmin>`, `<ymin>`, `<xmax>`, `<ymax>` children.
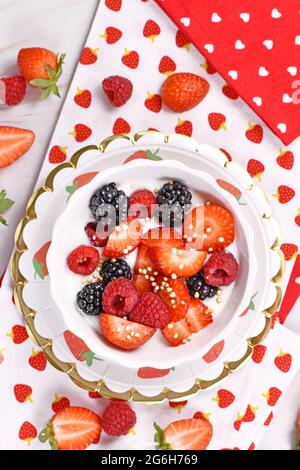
<box><xmin>67</xmin><ymin>245</ymin><xmax>100</xmax><ymax>275</ymax></box>
<box><xmin>175</xmin><ymin>30</ymin><xmax>190</xmax><ymax>49</ymax></box>
<box><xmin>185</xmin><ymin>298</ymin><xmax>213</xmax><ymax>332</ymax></box>
<box><xmin>264</xmin><ymin>412</ymin><xmax>273</xmax><ymax>426</ymax></box>
<box><xmin>175</xmin><ymin>118</ymin><xmax>193</xmax><ymax>136</ymax></box>
<box><xmin>0</xmin><ymin>75</ymin><xmax>26</xmax><ymax>105</ymax></box>
<box><xmin>132</xmin><ymin>273</ymin><xmax>152</xmax><ymax>295</ymax></box>
<box><xmin>88</xmin><ymin>391</ymin><xmax>102</xmax><ymax>399</ymax></box>
<box><xmin>102</xmin><ymin>75</ymin><xmax>133</xmax><ymax>107</ymax></box>
<box><xmin>100</xmin><ymin>314</ymin><xmax>155</xmax><ymax>350</ymax></box>
<box><xmin>28</xmin><ymin>349</ymin><xmax>47</xmax><ymax>371</ymax></box>
<box><xmin>102</xmin><ymin>278</ymin><xmax>139</xmax><ymax>317</ymax></box>
<box><xmin>245</xmin><ymin>123</ymin><xmax>263</xmax><ymax>143</ymax></box>
<box><xmin>80</xmin><ymin>47</ymin><xmax>98</xmax><ymax>65</ymax></box>
<box><xmin>129</xmin><ymin>189</ymin><xmax>156</xmax><ymax>218</ymax></box>
<box><xmin>280</xmin><ymin>243</ymin><xmax>298</xmax><ymax>261</ymax></box>
<box><xmin>85</xmin><ymin>221</ymin><xmax>108</xmax><ymax>247</ymax></box>
<box><xmin>208</xmin><ymin>113</ymin><xmax>227</xmax><ymax>130</ymax></box>
<box><xmin>159</xmin><ymin>56</ymin><xmax>176</xmax><ymax>75</ymax></box>
<box><xmin>252</xmin><ymin>344</ymin><xmax>267</xmax><ymax>364</ymax></box>
<box><xmin>7</xmin><ymin>324</ymin><xmax>28</xmax><ymax>344</ymax></box>
<box><xmin>161</xmin><ymin>73</ymin><xmax>209</xmax><ymax>112</ymax></box>
<box><xmin>222</xmin><ymin>84</ymin><xmax>238</xmax><ymax>100</ymax></box>
<box><xmin>19</xmin><ymin>421</ymin><xmax>37</xmax><ymax>444</ymax></box>
<box><xmin>276</xmin><ymin>149</ymin><xmax>294</xmax><ymax>169</ymax></box>
<box><xmin>52</xmin><ymin>395</ymin><xmax>70</xmax><ymax>413</ymax></box>
<box><xmin>247</xmin><ymin>159</ymin><xmax>265</xmax><ymax>179</ymax></box>
<box><xmin>158</xmin><ymin>277</ymin><xmax>190</xmax><ymax>322</ymax></box>
<box><xmin>203</xmin><ymin>251</ymin><xmax>238</xmax><ymax>287</ymax></box>
<box><xmin>161</xmin><ymin>318</ymin><xmax>191</xmax><ymax>346</ymax></box>
<box><xmin>14</xmin><ymin>384</ymin><xmax>33</xmax><ymax>403</ymax></box>
<box><xmin>113</xmin><ymin>117</ymin><xmax>131</xmax><ymax>134</ymax></box>
<box><xmin>102</xmin><ymin>26</ymin><xmax>122</xmax><ymax>44</ymax></box>
<box><xmin>273</xmin><ymin>185</ymin><xmax>295</xmax><ymax>204</ymax></box>
<box><xmin>105</xmin><ymin>0</ymin><xmax>122</xmax><ymax>11</ymax></box>
<box><xmin>144</xmin><ymin>92</ymin><xmax>162</xmax><ymax>112</ymax></box>
<box><xmin>122</xmin><ymin>49</ymin><xmax>139</xmax><ymax>69</ymax></box>
<box><xmin>149</xmin><ymin>246</ymin><xmax>207</xmax><ymax>278</ymax></box>
<box><xmin>213</xmin><ymin>389</ymin><xmax>235</xmax><ymax>408</ymax></box>
<box><xmin>49</xmin><ymin>145</ymin><xmax>67</xmax><ymax>163</ymax></box>
<box><xmin>262</xmin><ymin>387</ymin><xmax>282</xmax><ymax>406</ymax></box>
<box><xmin>74</xmin><ymin>88</ymin><xmax>91</xmax><ymax>108</ymax></box>
<box><xmin>103</xmin><ymin>220</ymin><xmax>142</xmax><ymax>258</ymax></box>
<box><xmin>143</xmin><ymin>19</ymin><xmax>161</xmax><ymax>41</ymax></box>
<box><xmin>70</xmin><ymin>123</ymin><xmax>92</xmax><ymax>142</ymax></box>
<box><xmin>274</xmin><ymin>350</ymin><xmax>292</xmax><ymax>372</ymax></box>
<box><xmin>129</xmin><ymin>292</ymin><xmax>169</xmax><ymax>328</ymax></box>
<box><xmin>102</xmin><ymin>400</ymin><xmax>136</xmax><ymax>436</ymax></box>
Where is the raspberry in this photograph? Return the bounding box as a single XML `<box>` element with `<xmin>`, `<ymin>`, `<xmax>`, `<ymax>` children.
<box><xmin>203</xmin><ymin>251</ymin><xmax>238</xmax><ymax>287</ymax></box>
<box><xmin>102</xmin><ymin>75</ymin><xmax>133</xmax><ymax>107</ymax></box>
<box><xmin>102</xmin><ymin>278</ymin><xmax>139</xmax><ymax>317</ymax></box>
<box><xmin>102</xmin><ymin>400</ymin><xmax>136</xmax><ymax>436</ymax></box>
<box><xmin>67</xmin><ymin>245</ymin><xmax>100</xmax><ymax>275</ymax></box>
<box><xmin>129</xmin><ymin>292</ymin><xmax>169</xmax><ymax>328</ymax></box>
<box><xmin>129</xmin><ymin>189</ymin><xmax>157</xmax><ymax>218</ymax></box>
<box><xmin>85</xmin><ymin>221</ymin><xmax>108</xmax><ymax>247</ymax></box>
<box><xmin>0</xmin><ymin>75</ymin><xmax>26</xmax><ymax>105</ymax></box>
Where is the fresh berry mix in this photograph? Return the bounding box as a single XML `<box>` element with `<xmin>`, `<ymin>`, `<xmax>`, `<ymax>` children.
<box><xmin>129</xmin><ymin>189</ymin><xmax>157</xmax><ymax>218</ymax></box>
<box><xmin>157</xmin><ymin>180</ymin><xmax>192</xmax><ymax>227</ymax></box>
<box><xmin>203</xmin><ymin>251</ymin><xmax>238</xmax><ymax>287</ymax></box>
<box><xmin>102</xmin><ymin>75</ymin><xmax>133</xmax><ymax>107</ymax></box>
<box><xmin>84</xmin><ymin>221</ymin><xmax>108</xmax><ymax>247</ymax></box>
<box><xmin>187</xmin><ymin>269</ymin><xmax>218</xmax><ymax>300</ymax></box>
<box><xmin>99</xmin><ymin>258</ymin><xmax>132</xmax><ymax>286</ymax></box>
<box><xmin>67</xmin><ymin>245</ymin><xmax>99</xmax><ymax>275</ymax></box>
<box><xmin>102</xmin><ymin>278</ymin><xmax>139</xmax><ymax>317</ymax></box>
<box><xmin>76</xmin><ymin>281</ymin><xmax>104</xmax><ymax>315</ymax></box>
<box><xmin>102</xmin><ymin>400</ymin><xmax>136</xmax><ymax>436</ymax></box>
<box><xmin>129</xmin><ymin>292</ymin><xmax>169</xmax><ymax>328</ymax></box>
<box><xmin>0</xmin><ymin>75</ymin><xmax>26</xmax><ymax>106</ymax></box>
<box><xmin>89</xmin><ymin>182</ymin><xmax>129</xmax><ymax>232</ymax></box>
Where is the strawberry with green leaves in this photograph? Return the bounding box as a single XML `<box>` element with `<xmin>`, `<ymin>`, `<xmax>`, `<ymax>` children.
<box><xmin>33</xmin><ymin>241</ymin><xmax>51</xmax><ymax>279</ymax></box>
<box><xmin>65</xmin><ymin>172</ymin><xmax>98</xmax><ymax>198</ymax></box>
<box><xmin>64</xmin><ymin>330</ymin><xmax>102</xmax><ymax>366</ymax></box>
<box><xmin>124</xmin><ymin>148</ymin><xmax>161</xmax><ymax>163</ymax></box>
<box><xmin>0</xmin><ymin>190</ymin><xmax>14</xmax><ymax>226</ymax></box>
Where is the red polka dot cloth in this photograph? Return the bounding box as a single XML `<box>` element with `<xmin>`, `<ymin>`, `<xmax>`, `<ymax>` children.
<box><xmin>156</xmin><ymin>0</ymin><xmax>300</xmax><ymax>144</ymax></box>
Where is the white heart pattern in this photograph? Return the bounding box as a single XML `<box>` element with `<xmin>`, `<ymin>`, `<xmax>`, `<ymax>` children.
<box><xmin>282</xmin><ymin>93</ymin><xmax>293</xmax><ymax>103</ymax></box>
<box><xmin>271</xmin><ymin>8</ymin><xmax>282</xmax><ymax>18</ymax></box>
<box><xmin>277</xmin><ymin>123</ymin><xmax>287</xmax><ymax>133</ymax></box>
<box><xmin>204</xmin><ymin>43</ymin><xmax>214</xmax><ymax>53</ymax></box>
<box><xmin>180</xmin><ymin>17</ymin><xmax>190</xmax><ymax>27</ymax></box>
<box><xmin>235</xmin><ymin>40</ymin><xmax>245</xmax><ymax>50</ymax></box>
<box><xmin>211</xmin><ymin>12</ymin><xmax>221</xmax><ymax>23</ymax></box>
<box><xmin>287</xmin><ymin>66</ymin><xmax>298</xmax><ymax>76</ymax></box>
<box><xmin>295</xmin><ymin>36</ymin><xmax>300</xmax><ymax>45</ymax></box>
<box><xmin>240</xmin><ymin>13</ymin><xmax>250</xmax><ymax>22</ymax></box>
<box><xmin>228</xmin><ymin>70</ymin><xmax>238</xmax><ymax>80</ymax></box>
<box><xmin>263</xmin><ymin>40</ymin><xmax>273</xmax><ymax>50</ymax></box>
<box><xmin>253</xmin><ymin>97</ymin><xmax>262</xmax><ymax>106</ymax></box>
<box><xmin>258</xmin><ymin>66</ymin><xmax>269</xmax><ymax>77</ymax></box>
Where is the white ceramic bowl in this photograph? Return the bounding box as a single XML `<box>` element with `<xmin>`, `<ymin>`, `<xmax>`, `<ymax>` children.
<box><xmin>47</xmin><ymin>159</ymin><xmax>256</xmax><ymax>368</ymax></box>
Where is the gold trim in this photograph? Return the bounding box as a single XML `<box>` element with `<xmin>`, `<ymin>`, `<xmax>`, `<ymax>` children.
<box><xmin>11</xmin><ymin>131</ymin><xmax>284</xmax><ymax>403</ymax></box>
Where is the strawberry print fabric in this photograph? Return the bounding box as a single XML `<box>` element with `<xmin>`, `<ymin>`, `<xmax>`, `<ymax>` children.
<box><xmin>0</xmin><ymin>0</ymin><xmax>300</xmax><ymax>450</ymax></box>
<box><xmin>156</xmin><ymin>0</ymin><xmax>300</xmax><ymax>145</ymax></box>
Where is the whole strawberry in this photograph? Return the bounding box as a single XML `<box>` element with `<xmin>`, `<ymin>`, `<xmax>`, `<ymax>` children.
<box><xmin>17</xmin><ymin>47</ymin><xmax>65</xmax><ymax>100</ymax></box>
<box><xmin>102</xmin><ymin>400</ymin><xmax>136</xmax><ymax>436</ymax></box>
<box><xmin>0</xmin><ymin>76</ymin><xmax>26</xmax><ymax>105</ymax></box>
<box><xmin>161</xmin><ymin>73</ymin><xmax>209</xmax><ymax>112</ymax></box>
<box><xmin>102</xmin><ymin>75</ymin><xmax>133</xmax><ymax>107</ymax></box>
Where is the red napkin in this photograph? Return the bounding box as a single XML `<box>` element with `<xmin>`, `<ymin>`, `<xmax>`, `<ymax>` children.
<box><xmin>155</xmin><ymin>0</ymin><xmax>300</xmax><ymax>144</ymax></box>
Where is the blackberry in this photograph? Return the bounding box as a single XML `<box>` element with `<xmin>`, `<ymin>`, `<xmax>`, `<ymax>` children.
<box><xmin>186</xmin><ymin>269</ymin><xmax>218</xmax><ymax>301</ymax></box>
<box><xmin>89</xmin><ymin>182</ymin><xmax>129</xmax><ymax>232</ymax></box>
<box><xmin>157</xmin><ymin>180</ymin><xmax>192</xmax><ymax>227</ymax></box>
<box><xmin>76</xmin><ymin>281</ymin><xmax>104</xmax><ymax>315</ymax></box>
<box><xmin>99</xmin><ymin>258</ymin><xmax>132</xmax><ymax>286</ymax></box>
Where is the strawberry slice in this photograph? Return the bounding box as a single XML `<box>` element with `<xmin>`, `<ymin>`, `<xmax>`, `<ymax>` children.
<box><xmin>149</xmin><ymin>246</ymin><xmax>206</xmax><ymax>278</ymax></box>
<box><xmin>183</xmin><ymin>204</ymin><xmax>235</xmax><ymax>252</ymax></box>
<box><xmin>134</xmin><ymin>245</ymin><xmax>156</xmax><ymax>273</ymax></box>
<box><xmin>154</xmin><ymin>418</ymin><xmax>213</xmax><ymax>450</ymax></box>
<box><xmin>0</xmin><ymin>126</ymin><xmax>35</xmax><ymax>168</ymax></box>
<box><xmin>142</xmin><ymin>227</ymin><xmax>184</xmax><ymax>248</ymax></box>
<box><xmin>185</xmin><ymin>298</ymin><xmax>213</xmax><ymax>332</ymax></box>
<box><xmin>103</xmin><ymin>220</ymin><xmax>142</xmax><ymax>258</ymax></box>
<box><xmin>157</xmin><ymin>277</ymin><xmax>190</xmax><ymax>322</ymax></box>
<box><xmin>161</xmin><ymin>318</ymin><xmax>191</xmax><ymax>346</ymax></box>
<box><xmin>132</xmin><ymin>274</ymin><xmax>152</xmax><ymax>295</ymax></box>
<box><xmin>99</xmin><ymin>314</ymin><xmax>156</xmax><ymax>350</ymax></box>
<box><xmin>39</xmin><ymin>406</ymin><xmax>102</xmax><ymax>450</ymax></box>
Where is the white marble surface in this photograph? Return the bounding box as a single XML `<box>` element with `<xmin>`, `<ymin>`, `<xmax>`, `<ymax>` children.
<box><xmin>0</xmin><ymin>0</ymin><xmax>299</xmax><ymax>450</ymax></box>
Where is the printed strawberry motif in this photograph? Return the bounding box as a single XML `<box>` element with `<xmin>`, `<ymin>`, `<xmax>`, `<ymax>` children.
<box><xmin>19</xmin><ymin>421</ymin><xmax>37</xmax><ymax>445</ymax></box>
<box><xmin>143</xmin><ymin>19</ymin><xmax>161</xmax><ymax>42</ymax></box>
<box><xmin>69</xmin><ymin>123</ymin><xmax>92</xmax><ymax>142</ymax></box>
<box><xmin>271</xmin><ymin>312</ymin><xmax>279</xmax><ymax>329</ymax></box>
<box><xmin>7</xmin><ymin>324</ymin><xmax>28</xmax><ymax>344</ymax></box>
<box><xmin>88</xmin><ymin>391</ymin><xmax>102</xmax><ymax>399</ymax></box>
<box><xmin>200</xmin><ymin>60</ymin><xmax>216</xmax><ymax>74</ymax></box>
<box><xmin>33</xmin><ymin>241</ymin><xmax>51</xmax><ymax>280</ymax></box>
<box><xmin>159</xmin><ymin>56</ymin><xmax>176</xmax><ymax>75</ymax></box>
<box><xmin>219</xmin><ymin>148</ymin><xmax>232</xmax><ymax>161</ymax></box>
<box><xmin>144</xmin><ymin>92</ymin><xmax>162</xmax><ymax>113</ymax></box>
<box><xmin>175</xmin><ymin>118</ymin><xmax>193</xmax><ymax>136</ymax></box>
<box><xmin>273</xmin><ymin>185</ymin><xmax>295</xmax><ymax>204</ymax></box>
<box><xmin>28</xmin><ymin>349</ymin><xmax>47</xmax><ymax>371</ymax></box>
<box><xmin>175</xmin><ymin>29</ymin><xmax>190</xmax><ymax>49</ymax></box>
<box><xmin>252</xmin><ymin>344</ymin><xmax>267</xmax><ymax>364</ymax></box>
<box><xmin>245</xmin><ymin>123</ymin><xmax>263</xmax><ymax>143</ymax></box>
<box><xmin>243</xmin><ymin>405</ymin><xmax>257</xmax><ymax>423</ymax></box>
<box><xmin>64</xmin><ymin>330</ymin><xmax>102</xmax><ymax>366</ymax></box>
<box><xmin>65</xmin><ymin>172</ymin><xmax>98</xmax><ymax>198</ymax></box>
<box><xmin>248</xmin><ymin>442</ymin><xmax>255</xmax><ymax>450</ymax></box>
<box><xmin>49</xmin><ymin>145</ymin><xmax>67</xmax><ymax>164</ymax></box>
<box><xmin>79</xmin><ymin>48</ymin><xmax>98</xmax><ymax>65</ymax></box>
<box><xmin>137</xmin><ymin>367</ymin><xmax>172</xmax><ymax>378</ymax></box>
<box><xmin>0</xmin><ymin>348</ymin><xmax>5</xmax><ymax>364</ymax></box>
<box><xmin>247</xmin><ymin>159</ymin><xmax>265</xmax><ymax>180</ymax></box>
<box><xmin>274</xmin><ymin>350</ymin><xmax>292</xmax><ymax>372</ymax></box>
<box><xmin>121</xmin><ymin>49</ymin><xmax>139</xmax><ymax>69</ymax></box>
<box><xmin>124</xmin><ymin>148</ymin><xmax>161</xmax><ymax>163</ymax></box>
<box><xmin>52</xmin><ymin>394</ymin><xmax>70</xmax><ymax>413</ymax></box>
<box><xmin>113</xmin><ymin>117</ymin><xmax>131</xmax><ymax>134</ymax></box>
<box><xmin>212</xmin><ymin>389</ymin><xmax>235</xmax><ymax>408</ymax></box>
<box><xmin>233</xmin><ymin>415</ymin><xmax>243</xmax><ymax>431</ymax></box>
<box><xmin>216</xmin><ymin>179</ymin><xmax>245</xmax><ymax>204</ymax></box>
<box><xmin>74</xmin><ymin>88</ymin><xmax>92</xmax><ymax>108</ymax></box>
<box><xmin>276</xmin><ymin>149</ymin><xmax>294</xmax><ymax>169</ymax></box>
<box><xmin>264</xmin><ymin>412</ymin><xmax>273</xmax><ymax>426</ymax></box>
<box><xmin>100</xmin><ymin>26</ymin><xmax>122</xmax><ymax>44</ymax></box>
<box><xmin>281</xmin><ymin>243</ymin><xmax>298</xmax><ymax>261</ymax></box>
<box><xmin>168</xmin><ymin>401</ymin><xmax>188</xmax><ymax>413</ymax></box>
<box><xmin>202</xmin><ymin>340</ymin><xmax>224</xmax><ymax>363</ymax></box>
<box><xmin>208</xmin><ymin>113</ymin><xmax>227</xmax><ymax>131</ymax></box>
<box><xmin>222</xmin><ymin>83</ymin><xmax>238</xmax><ymax>99</ymax></box>
<box><xmin>240</xmin><ymin>292</ymin><xmax>257</xmax><ymax>317</ymax></box>
<box><xmin>105</xmin><ymin>0</ymin><xmax>122</xmax><ymax>11</ymax></box>
<box><xmin>14</xmin><ymin>384</ymin><xmax>33</xmax><ymax>403</ymax></box>
<box><xmin>295</xmin><ymin>209</ymin><xmax>300</xmax><ymax>227</ymax></box>
<box><xmin>262</xmin><ymin>387</ymin><xmax>282</xmax><ymax>406</ymax></box>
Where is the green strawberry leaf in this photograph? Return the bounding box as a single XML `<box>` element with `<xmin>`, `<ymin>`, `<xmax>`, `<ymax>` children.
<box><xmin>146</xmin><ymin>148</ymin><xmax>162</xmax><ymax>161</ymax></box>
<box><xmin>66</xmin><ymin>181</ymin><xmax>79</xmax><ymax>200</ymax></box>
<box><xmin>249</xmin><ymin>300</ymin><xmax>255</xmax><ymax>310</ymax></box>
<box><xmin>154</xmin><ymin>423</ymin><xmax>171</xmax><ymax>450</ymax></box>
<box><xmin>0</xmin><ymin>215</ymin><xmax>8</xmax><ymax>226</ymax></box>
<box><xmin>33</xmin><ymin>258</ymin><xmax>45</xmax><ymax>280</ymax></box>
<box><xmin>40</xmin><ymin>88</ymin><xmax>52</xmax><ymax>101</ymax></box>
<box><xmin>0</xmin><ymin>192</ymin><xmax>14</xmax><ymax>213</ymax></box>
<box><xmin>30</xmin><ymin>78</ymin><xmax>53</xmax><ymax>89</ymax></box>
<box><xmin>80</xmin><ymin>351</ymin><xmax>103</xmax><ymax>367</ymax></box>
<box><xmin>51</xmin><ymin>84</ymin><xmax>61</xmax><ymax>98</ymax></box>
